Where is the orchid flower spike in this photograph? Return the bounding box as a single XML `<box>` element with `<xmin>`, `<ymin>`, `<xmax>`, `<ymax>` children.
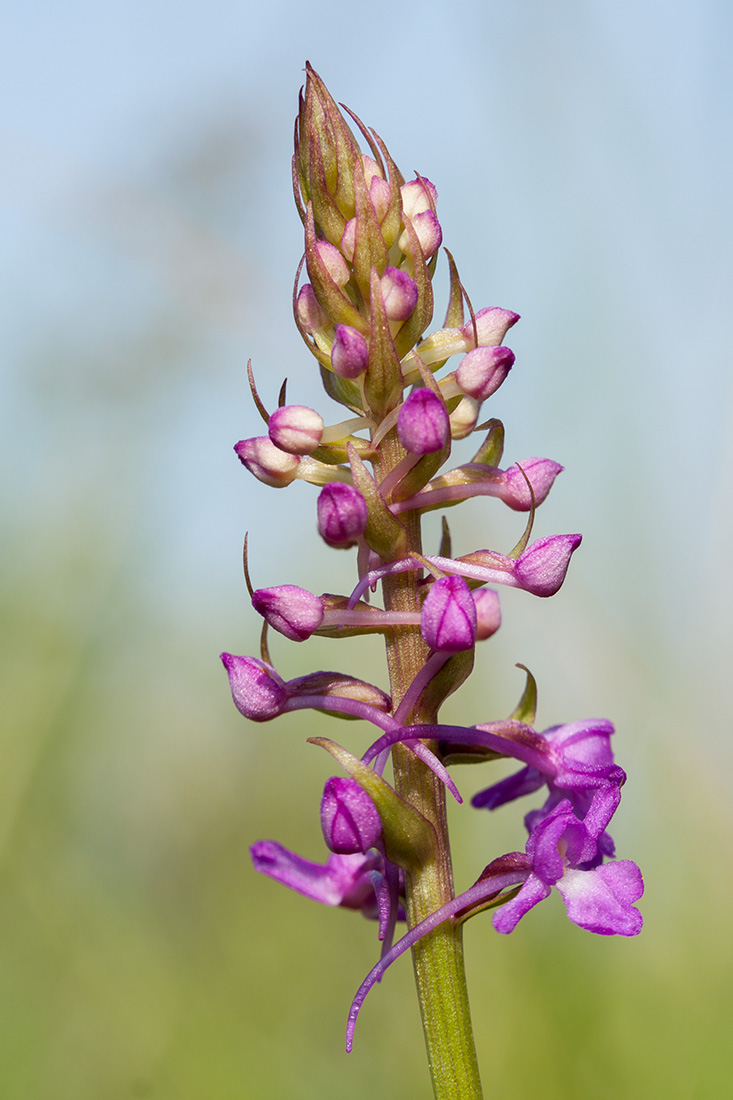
<box><xmin>222</xmin><ymin>64</ymin><xmax>643</xmax><ymax>1089</ymax></box>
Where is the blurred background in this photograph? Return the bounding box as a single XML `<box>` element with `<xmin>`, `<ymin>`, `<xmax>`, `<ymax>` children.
<box><xmin>2</xmin><ymin>1</ymin><xmax>731</xmax><ymax>1097</ymax></box>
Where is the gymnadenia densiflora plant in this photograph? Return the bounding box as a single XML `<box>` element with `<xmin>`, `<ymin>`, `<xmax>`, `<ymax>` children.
<box><xmin>221</xmin><ymin>64</ymin><xmax>643</xmax><ymax>1100</ymax></box>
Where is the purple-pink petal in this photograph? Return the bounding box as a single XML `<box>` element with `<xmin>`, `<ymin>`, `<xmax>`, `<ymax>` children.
<box><xmin>251</xmin><ymin>840</ymin><xmax>380</xmax><ymax>912</ymax></box>
<box><xmin>492</xmin><ymin>874</ymin><xmax>551</xmax><ymax>935</ymax></box>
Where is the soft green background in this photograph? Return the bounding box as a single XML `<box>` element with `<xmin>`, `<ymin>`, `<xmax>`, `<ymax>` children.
<box><xmin>2</xmin><ymin>2</ymin><xmax>731</xmax><ymax>1097</ymax></box>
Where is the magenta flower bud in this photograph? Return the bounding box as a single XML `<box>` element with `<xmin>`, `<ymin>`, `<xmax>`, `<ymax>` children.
<box><xmin>421</xmin><ymin>574</ymin><xmax>478</xmax><ymax>652</ymax></box>
<box><xmin>331</xmin><ymin>324</ymin><xmax>369</xmax><ymax>379</ymax></box>
<box><xmin>456</xmin><ymin>346</ymin><xmax>515</xmax><ymax>401</ymax></box>
<box><xmin>397</xmin><ymin>388</ymin><xmax>449</xmax><ymax>455</ymax></box>
<box><xmin>268</xmin><ymin>404</ymin><xmax>324</xmax><ymax>455</ymax></box>
<box><xmin>320</xmin><ymin>777</ymin><xmax>382</xmax><ymax>854</ymax></box>
<box><xmin>296</xmin><ymin>283</ymin><xmax>328</xmax><ymax>334</ymax></box>
<box><xmin>473</xmin><ymin>588</ymin><xmax>502</xmax><ymax>640</ymax></box>
<box><xmin>315</xmin><ymin>239</ymin><xmax>350</xmax><ymax>287</ymax></box>
<box><xmin>498</xmin><ymin>458</ymin><xmax>564</xmax><ymax>509</ymax></box>
<box><xmin>513</xmin><ymin>533</ymin><xmax>583</xmax><ymax>597</ymax></box>
<box><xmin>460</xmin><ymin>307</ymin><xmax>520</xmax><ymax>348</ymax></box>
<box><xmin>317</xmin><ymin>482</ymin><xmax>368</xmax><ymax>548</ymax></box>
<box><xmin>251</xmin><ymin>584</ymin><xmax>325</xmax><ymax>641</ymax></box>
<box><xmin>234</xmin><ymin>437</ymin><xmax>301</xmax><ymax>487</ymax></box>
<box><xmin>220</xmin><ymin>653</ymin><xmax>288</xmax><ymax>721</ymax></box>
<box><xmin>379</xmin><ymin>266</ymin><xmax>418</xmax><ymax>321</ymax></box>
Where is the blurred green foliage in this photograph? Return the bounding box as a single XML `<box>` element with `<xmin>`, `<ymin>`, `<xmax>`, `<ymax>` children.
<box><xmin>2</xmin><ymin>532</ymin><xmax>731</xmax><ymax>1099</ymax></box>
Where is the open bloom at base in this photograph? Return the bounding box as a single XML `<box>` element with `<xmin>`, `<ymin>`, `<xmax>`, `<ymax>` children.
<box><xmin>345</xmin><ymin>797</ymin><xmax>642</xmax><ymax>1050</ymax></box>
<box><xmin>488</xmin><ymin>798</ymin><xmax>643</xmax><ymax>935</ymax></box>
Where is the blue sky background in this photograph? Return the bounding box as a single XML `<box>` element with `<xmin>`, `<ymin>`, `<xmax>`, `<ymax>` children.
<box><xmin>4</xmin><ymin>0</ymin><xmax>732</xmax><ymax>734</ymax></box>
<box><xmin>2</xmin><ymin>2</ymin><xmax>732</xmax><ymax>1096</ymax></box>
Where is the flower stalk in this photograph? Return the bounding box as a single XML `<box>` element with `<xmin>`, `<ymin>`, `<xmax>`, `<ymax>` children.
<box><xmin>377</xmin><ymin>492</ymin><xmax>482</xmax><ymax>1096</ymax></box>
<box><xmin>220</xmin><ymin>63</ymin><xmax>642</xmax><ymax>1100</ymax></box>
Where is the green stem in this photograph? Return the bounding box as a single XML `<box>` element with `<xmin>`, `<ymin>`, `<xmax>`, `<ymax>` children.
<box><xmin>376</xmin><ymin>436</ymin><xmax>483</xmax><ymax>1100</ymax></box>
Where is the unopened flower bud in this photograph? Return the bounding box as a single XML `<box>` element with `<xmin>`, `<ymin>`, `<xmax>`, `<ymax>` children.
<box><xmin>251</xmin><ymin>584</ymin><xmax>325</xmax><ymax>641</ymax></box>
<box><xmin>340</xmin><ymin>219</ymin><xmax>357</xmax><ymax>263</ymax></box>
<box><xmin>220</xmin><ymin>653</ymin><xmax>288</xmax><ymax>721</ymax></box>
<box><xmin>421</xmin><ymin>574</ymin><xmax>477</xmax><ymax>652</ymax></box>
<box><xmin>513</xmin><ymin>534</ymin><xmax>583</xmax><ymax>598</ymax></box>
<box><xmin>400</xmin><ymin>177</ymin><xmax>438</xmax><ymax>218</ymax></box>
<box><xmin>331</xmin><ymin>324</ymin><xmax>369</xmax><ymax>379</ymax></box>
<box><xmin>456</xmin><ymin>346</ymin><xmax>515</xmax><ymax>401</ymax></box>
<box><xmin>316</xmin><ymin>240</ymin><xmax>350</xmax><ymax>287</ymax></box>
<box><xmin>397</xmin><ymin>389</ymin><xmax>449</xmax><ymax>455</ymax></box>
<box><xmin>380</xmin><ymin>266</ymin><xmax>418</xmax><ymax>321</ymax></box>
<box><xmin>234</xmin><ymin>437</ymin><xmax>301</xmax><ymax>486</ymax></box>
<box><xmin>361</xmin><ymin>157</ymin><xmax>393</xmax><ymax>221</ymax></box>
<box><xmin>361</xmin><ymin>155</ymin><xmax>382</xmax><ymax>186</ymax></box>
<box><xmin>398</xmin><ymin>209</ymin><xmax>442</xmax><ymax>259</ymax></box>
<box><xmin>497</xmin><ymin>459</ymin><xmax>564</xmax><ymax>510</ymax></box>
<box><xmin>473</xmin><ymin>588</ymin><xmax>502</xmax><ymax>639</ymax></box>
<box><xmin>296</xmin><ymin>283</ymin><xmax>329</xmax><ymax>334</ymax></box>
<box><xmin>268</xmin><ymin>404</ymin><xmax>324</xmax><ymax>455</ymax></box>
<box><xmin>369</xmin><ymin>175</ymin><xmax>392</xmax><ymax>221</ymax></box>
<box><xmin>317</xmin><ymin>482</ymin><xmax>368</xmax><ymax>548</ymax></box>
<box><xmin>449</xmin><ymin>395</ymin><xmax>480</xmax><ymax>439</ymax></box>
<box><xmin>321</xmin><ymin>777</ymin><xmax>382</xmax><ymax>854</ymax></box>
<box><xmin>460</xmin><ymin>307</ymin><xmax>520</xmax><ymax>348</ymax></box>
